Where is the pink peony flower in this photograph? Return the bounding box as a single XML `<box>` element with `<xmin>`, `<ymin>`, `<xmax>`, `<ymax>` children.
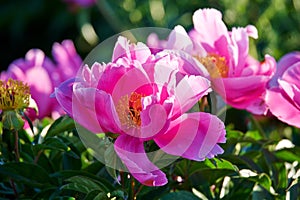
<box><xmin>161</xmin><ymin>8</ymin><xmax>276</xmax><ymax>115</ymax></box>
<box><xmin>0</xmin><ymin>40</ymin><xmax>82</xmax><ymax>119</ymax></box>
<box><xmin>54</xmin><ymin>36</ymin><xmax>226</xmax><ymax>186</ymax></box>
<box><xmin>266</xmin><ymin>52</ymin><xmax>300</xmax><ymax>128</ymax></box>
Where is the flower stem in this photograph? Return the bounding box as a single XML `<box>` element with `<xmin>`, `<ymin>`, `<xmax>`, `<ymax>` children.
<box><xmin>14</xmin><ymin>130</ymin><xmax>20</xmax><ymax>162</ymax></box>
<box><xmin>10</xmin><ymin>179</ymin><xmax>18</xmax><ymax>198</ymax></box>
<box><xmin>34</xmin><ymin>150</ymin><xmax>43</xmax><ymax>164</ymax></box>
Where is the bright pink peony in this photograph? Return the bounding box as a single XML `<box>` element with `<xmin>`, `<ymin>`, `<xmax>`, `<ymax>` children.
<box><xmin>266</xmin><ymin>52</ymin><xmax>300</xmax><ymax>128</ymax></box>
<box><xmin>54</xmin><ymin>36</ymin><xmax>226</xmax><ymax>186</ymax></box>
<box><xmin>187</xmin><ymin>8</ymin><xmax>277</xmax><ymax>114</ymax></box>
<box><xmin>0</xmin><ymin>40</ymin><xmax>82</xmax><ymax>119</ymax></box>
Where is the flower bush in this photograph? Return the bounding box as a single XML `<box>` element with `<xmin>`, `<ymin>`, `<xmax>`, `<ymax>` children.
<box><xmin>0</xmin><ymin>1</ymin><xmax>299</xmax><ymax>199</ymax></box>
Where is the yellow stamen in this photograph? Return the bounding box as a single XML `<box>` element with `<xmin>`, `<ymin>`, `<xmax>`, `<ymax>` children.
<box><xmin>197</xmin><ymin>53</ymin><xmax>228</xmax><ymax>78</ymax></box>
<box><xmin>116</xmin><ymin>92</ymin><xmax>144</xmax><ymax>129</ymax></box>
<box><xmin>0</xmin><ymin>79</ymin><xmax>30</xmax><ymax>111</ymax></box>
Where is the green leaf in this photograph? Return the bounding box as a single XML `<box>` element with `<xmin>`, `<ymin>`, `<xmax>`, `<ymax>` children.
<box><xmin>84</xmin><ymin>190</ymin><xmax>107</xmax><ymax>200</ymax></box>
<box><xmin>61</xmin><ymin>176</ymin><xmax>106</xmax><ymax>194</ymax></box>
<box><xmin>190</xmin><ymin>169</ymin><xmax>238</xmax><ymax>186</ymax></box>
<box><xmin>51</xmin><ymin>170</ymin><xmax>114</xmax><ymax>192</ymax></box>
<box><xmin>33</xmin><ymin>137</ymin><xmax>69</xmax><ymax>154</ymax></box>
<box><xmin>159</xmin><ymin>191</ymin><xmax>200</xmax><ymax>200</ymax></box>
<box><xmin>248</xmin><ymin>173</ymin><xmax>272</xmax><ymax>193</ymax></box>
<box><xmin>274</xmin><ymin>148</ymin><xmax>300</xmax><ymax>163</ymax></box>
<box><xmin>0</xmin><ymin>162</ymin><xmax>54</xmax><ymax>188</ymax></box>
<box><xmin>46</xmin><ymin>115</ymin><xmax>75</xmax><ymax>138</ymax></box>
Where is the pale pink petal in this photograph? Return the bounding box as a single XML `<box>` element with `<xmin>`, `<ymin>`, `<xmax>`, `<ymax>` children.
<box><xmin>166</xmin><ymin>25</ymin><xmax>193</xmax><ymax>52</ymax></box>
<box><xmin>112</xmin><ymin>36</ymin><xmax>151</xmax><ymax>64</ymax></box>
<box><xmin>172</xmin><ymin>75</ymin><xmax>211</xmax><ymax>117</ymax></box>
<box><xmin>245</xmin><ymin>25</ymin><xmax>258</xmax><ymax>39</ymax></box>
<box><xmin>192</xmin><ymin>8</ymin><xmax>229</xmax><ymax>52</ymax></box>
<box><xmin>230</xmin><ymin>27</ymin><xmax>249</xmax><ymax>76</ymax></box>
<box><xmin>154</xmin><ymin>112</ymin><xmax>226</xmax><ymax>161</ymax></box>
<box><xmin>114</xmin><ymin>134</ymin><xmax>168</xmax><ymax>186</ymax></box>
<box><xmin>132</xmin><ymin>42</ymin><xmax>152</xmax><ymax>64</ymax></box>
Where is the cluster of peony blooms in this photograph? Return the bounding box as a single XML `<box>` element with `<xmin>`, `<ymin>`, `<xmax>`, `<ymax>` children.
<box><xmin>1</xmin><ymin>8</ymin><xmax>300</xmax><ymax>186</ymax></box>
<box><xmin>1</xmin><ymin>40</ymin><xmax>82</xmax><ymax>120</ymax></box>
<box><xmin>52</xmin><ymin>8</ymin><xmax>300</xmax><ymax>186</ymax></box>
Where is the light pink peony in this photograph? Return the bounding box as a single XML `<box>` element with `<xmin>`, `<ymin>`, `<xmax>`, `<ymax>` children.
<box><xmin>266</xmin><ymin>52</ymin><xmax>300</xmax><ymax>128</ymax></box>
<box><xmin>189</xmin><ymin>8</ymin><xmax>277</xmax><ymax>115</ymax></box>
<box><xmin>54</xmin><ymin>36</ymin><xmax>226</xmax><ymax>186</ymax></box>
<box><xmin>0</xmin><ymin>40</ymin><xmax>82</xmax><ymax>119</ymax></box>
<box><xmin>149</xmin><ymin>9</ymin><xmax>276</xmax><ymax>115</ymax></box>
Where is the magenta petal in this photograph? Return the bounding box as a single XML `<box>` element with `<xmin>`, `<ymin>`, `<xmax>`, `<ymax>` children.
<box><xmin>282</xmin><ymin>62</ymin><xmax>300</xmax><ymax>88</ymax></box>
<box><xmin>114</xmin><ymin>134</ymin><xmax>168</xmax><ymax>186</ymax></box>
<box><xmin>266</xmin><ymin>88</ymin><xmax>300</xmax><ymax>128</ymax></box>
<box><xmin>73</xmin><ymin>87</ymin><xmax>120</xmax><ymax>133</ymax></box>
<box><xmin>269</xmin><ymin>52</ymin><xmax>300</xmax><ymax>87</ymax></box>
<box><xmin>140</xmin><ymin>102</ymin><xmax>169</xmax><ymax>140</ymax></box>
<box><xmin>54</xmin><ymin>78</ymin><xmax>76</xmax><ymax>117</ymax></box>
<box><xmin>154</xmin><ymin>112</ymin><xmax>226</xmax><ymax>161</ymax></box>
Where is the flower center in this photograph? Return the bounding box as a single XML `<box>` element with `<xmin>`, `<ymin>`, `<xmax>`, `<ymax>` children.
<box><xmin>0</xmin><ymin>79</ymin><xmax>30</xmax><ymax>111</ymax></box>
<box><xmin>116</xmin><ymin>92</ymin><xmax>144</xmax><ymax>128</ymax></box>
<box><xmin>197</xmin><ymin>53</ymin><xmax>228</xmax><ymax>78</ymax></box>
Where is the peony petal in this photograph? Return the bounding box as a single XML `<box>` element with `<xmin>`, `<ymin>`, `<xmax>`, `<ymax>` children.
<box><xmin>245</xmin><ymin>25</ymin><xmax>258</xmax><ymax>39</ymax></box>
<box><xmin>154</xmin><ymin>112</ymin><xmax>226</xmax><ymax>161</ymax></box>
<box><xmin>269</xmin><ymin>51</ymin><xmax>300</xmax><ymax>87</ymax></box>
<box><xmin>166</xmin><ymin>25</ymin><xmax>193</xmax><ymax>52</ymax></box>
<box><xmin>54</xmin><ymin>78</ymin><xmax>77</xmax><ymax>117</ymax></box>
<box><xmin>266</xmin><ymin>88</ymin><xmax>300</xmax><ymax>128</ymax></box>
<box><xmin>192</xmin><ymin>8</ymin><xmax>229</xmax><ymax>52</ymax></box>
<box><xmin>114</xmin><ymin>134</ymin><xmax>168</xmax><ymax>186</ymax></box>
<box><xmin>278</xmin><ymin>80</ymin><xmax>300</xmax><ymax>109</ymax></box>
<box><xmin>230</xmin><ymin>27</ymin><xmax>249</xmax><ymax>76</ymax></box>
<box><xmin>281</xmin><ymin>62</ymin><xmax>300</xmax><ymax>88</ymax></box>
<box><xmin>172</xmin><ymin>75</ymin><xmax>211</xmax><ymax>117</ymax></box>
<box><xmin>112</xmin><ymin>36</ymin><xmax>151</xmax><ymax>64</ymax></box>
<box><xmin>73</xmin><ymin>86</ymin><xmax>120</xmax><ymax>133</ymax></box>
<box><xmin>110</xmin><ymin>65</ymin><xmax>151</xmax><ymax>103</ymax></box>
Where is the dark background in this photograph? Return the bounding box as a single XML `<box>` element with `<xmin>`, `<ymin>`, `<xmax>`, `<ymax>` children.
<box><xmin>1</xmin><ymin>0</ymin><xmax>300</xmax><ymax>70</ymax></box>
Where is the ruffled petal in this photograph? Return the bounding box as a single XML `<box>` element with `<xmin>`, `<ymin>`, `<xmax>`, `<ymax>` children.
<box><xmin>166</xmin><ymin>25</ymin><xmax>193</xmax><ymax>52</ymax></box>
<box><xmin>112</xmin><ymin>36</ymin><xmax>151</xmax><ymax>64</ymax></box>
<box><xmin>73</xmin><ymin>86</ymin><xmax>121</xmax><ymax>133</ymax></box>
<box><xmin>172</xmin><ymin>75</ymin><xmax>211</xmax><ymax>117</ymax></box>
<box><xmin>114</xmin><ymin>134</ymin><xmax>168</xmax><ymax>186</ymax></box>
<box><xmin>154</xmin><ymin>112</ymin><xmax>226</xmax><ymax>161</ymax></box>
<box><xmin>269</xmin><ymin>51</ymin><xmax>300</xmax><ymax>87</ymax></box>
